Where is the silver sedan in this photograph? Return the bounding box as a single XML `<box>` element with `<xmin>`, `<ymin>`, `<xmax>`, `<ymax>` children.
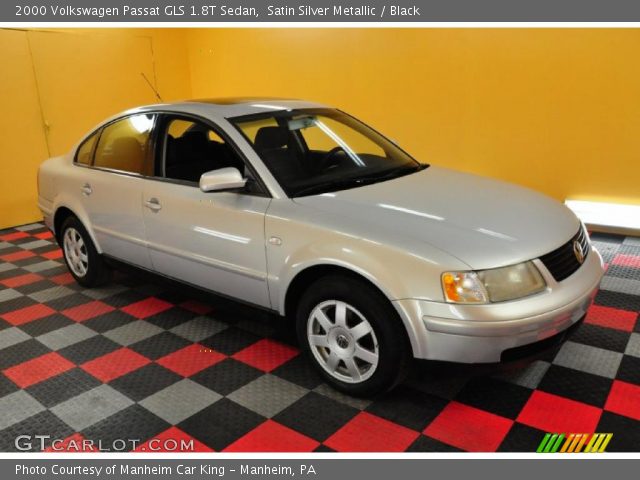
<box><xmin>37</xmin><ymin>98</ymin><xmax>604</xmax><ymax>395</ymax></box>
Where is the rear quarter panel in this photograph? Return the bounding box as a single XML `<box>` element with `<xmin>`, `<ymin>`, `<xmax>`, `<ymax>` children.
<box><xmin>38</xmin><ymin>154</ymin><xmax>102</xmax><ymax>252</ymax></box>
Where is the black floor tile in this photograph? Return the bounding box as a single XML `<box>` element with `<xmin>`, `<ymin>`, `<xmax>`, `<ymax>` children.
<box><xmin>177</xmin><ymin>399</ymin><xmax>265</xmax><ymax>451</ymax></box>
<box><xmin>200</xmin><ymin>327</ymin><xmax>261</xmax><ymax>355</ymax></box>
<box><xmin>0</xmin><ymin>411</ymin><xmax>73</xmax><ymax>451</ymax></box>
<box><xmin>191</xmin><ymin>358</ymin><xmax>262</xmax><ymax>396</ymax></box>
<box><xmin>82</xmin><ymin>405</ymin><xmax>170</xmax><ymax>451</ymax></box>
<box><xmin>129</xmin><ymin>332</ymin><xmax>191</xmax><ymax>360</ymax></box>
<box><xmin>58</xmin><ymin>335</ymin><xmax>120</xmax><ymax>364</ymax></box>
<box><xmin>367</xmin><ymin>385</ymin><xmax>450</xmax><ymax>431</ymax></box>
<box><xmin>454</xmin><ymin>377</ymin><xmax>533</xmax><ymax>419</ymax></box>
<box><xmin>109</xmin><ymin>364</ymin><xmax>182</xmax><ymax>402</ymax></box>
<box><xmin>274</xmin><ymin>392</ymin><xmax>359</xmax><ymax>441</ymax></box>
<box><xmin>26</xmin><ymin>368</ymin><xmax>101</xmax><ymax>408</ymax></box>
<box><xmin>538</xmin><ymin>365</ymin><xmax>613</xmax><ymax>408</ymax></box>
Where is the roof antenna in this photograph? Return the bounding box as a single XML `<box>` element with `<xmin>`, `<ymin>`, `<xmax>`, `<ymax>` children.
<box><xmin>141</xmin><ymin>72</ymin><xmax>163</xmax><ymax>102</ymax></box>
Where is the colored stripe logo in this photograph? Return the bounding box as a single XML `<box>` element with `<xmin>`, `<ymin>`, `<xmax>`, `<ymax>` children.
<box><xmin>537</xmin><ymin>433</ymin><xmax>613</xmax><ymax>453</ymax></box>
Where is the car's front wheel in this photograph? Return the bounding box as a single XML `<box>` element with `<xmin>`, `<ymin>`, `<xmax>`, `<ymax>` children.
<box><xmin>60</xmin><ymin>216</ymin><xmax>111</xmax><ymax>287</ymax></box>
<box><xmin>296</xmin><ymin>275</ymin><xmax>411</xmax><ymax>396</ymax></box>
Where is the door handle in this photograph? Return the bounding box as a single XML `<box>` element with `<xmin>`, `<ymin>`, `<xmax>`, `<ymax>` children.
<box><xmin>145</xmin><ymin>198</ymin><xmax>162</xmax><ymax>212</ymax></box>
<box><xmin>81</xmin><ymin>183</ymin><xmax>92</xmax><ymax>196</ymax></box>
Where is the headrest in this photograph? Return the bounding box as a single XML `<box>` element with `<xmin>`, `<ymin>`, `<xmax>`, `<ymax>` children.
<box><xmin>181</xmin><ymin>130</ymin><xmax>209</xmax><ymax>148</ymax></box>
<box><xmin>254</xmin><ymin>126</ymin><xmax>288</xmax><ymax>150</ymax></box>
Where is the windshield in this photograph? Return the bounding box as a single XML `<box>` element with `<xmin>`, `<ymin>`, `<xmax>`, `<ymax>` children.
<box><xmin>230</xmin><ymin>108</ymin><xmax>427</xmax><ymax>197</ymax></box>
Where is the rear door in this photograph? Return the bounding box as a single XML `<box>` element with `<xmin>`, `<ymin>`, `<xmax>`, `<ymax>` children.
<box><xmin>79</xmin><ymin>113</ymin><xmax>155</xmax><ymax>269</ymax></box>
<box><xmin>141</xmin><ymin>114</ymin><xmax>272</xmax><ymax>307</ymax></box>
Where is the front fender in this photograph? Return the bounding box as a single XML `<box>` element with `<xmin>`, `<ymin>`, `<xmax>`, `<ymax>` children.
<box><xmin>274</xmin><ymin>241</ymin><xmax>410</xmax><ymax>313</ymax></box>
<box><xmin>272</xmin><ymin>240</ymin><xmax>438</xmax><ymax>358</ymax></box>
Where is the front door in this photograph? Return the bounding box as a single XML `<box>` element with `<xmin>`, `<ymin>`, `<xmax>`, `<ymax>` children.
<box><xmin>141</xmin><ymin>115</ymin><xmax>271</xmax><ymax>307</ymax></box>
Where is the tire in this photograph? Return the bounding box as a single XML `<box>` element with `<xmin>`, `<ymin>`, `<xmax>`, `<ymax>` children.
<box><xmin>59</xmin><ymin>216</ymin><xmax>111</xmax><ymax>288</ymax></box>
<box><xmin>296</xmin><ymin>275</ymin><xmax>411</xmax><ymax>396</ymax></box>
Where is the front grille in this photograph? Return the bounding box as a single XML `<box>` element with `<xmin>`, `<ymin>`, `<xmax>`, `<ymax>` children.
<box><xmin>539</xmin><ymin>226</ymin><xmax>590</xmax><ymax>282</ymax></box>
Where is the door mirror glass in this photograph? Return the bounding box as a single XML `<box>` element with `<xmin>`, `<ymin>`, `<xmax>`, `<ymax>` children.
<box><xmin>199</xmin><ymin>167</ymin><xmax>247</xmax><ymax>192</ymax></box>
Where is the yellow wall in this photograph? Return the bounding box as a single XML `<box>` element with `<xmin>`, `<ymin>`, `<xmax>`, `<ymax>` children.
<box><xmin>2</xmin><ymin>28</ymin><xmax>639</xmax><ymax>228</ymax></box>
<box><xmin>0</xmin><ymin>29</ymin><xmax>50</xmax><ymax>228</ymax></box>
<box><xmin>0</xmin><ymin>28</ymin><xmax>191</xmax><ymax>228</ymax></box>
<box><xmin>187</xmin><ymin>29</ymin><xmax>640</xmax><ymax>206</ymax></box>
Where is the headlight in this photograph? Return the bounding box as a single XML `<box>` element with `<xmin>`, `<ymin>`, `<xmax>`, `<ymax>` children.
<box><xmin>442</xmin><ymin>261</ymin><xmax>546</xmax><ymax>304</ymax></box>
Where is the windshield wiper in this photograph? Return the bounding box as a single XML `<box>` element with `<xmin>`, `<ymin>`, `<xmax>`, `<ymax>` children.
<box><xmin>292</xmin><ymin>163</ymin><xmax>428</xmax><ymax>198</ymax></box>
<box><xmin>293</xmin><ymin>178</ymin><xmax>367</xmax><ymax>197</ymax></box>
<box><xmin>353</xmin><ymin>163</ymin><xmax>428</xmax><ymax>184</ymax></box>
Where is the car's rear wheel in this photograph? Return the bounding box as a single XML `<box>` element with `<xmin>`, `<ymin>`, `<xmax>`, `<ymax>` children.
<box><xmin>60</xmin><ymin>216</ymin><xmax>111</xmax><ymax>287</ymax></box>
<box><xmin>296</xmin><ymin>275</ymin><xmax>411</xmax><ymax>396</ymax></box>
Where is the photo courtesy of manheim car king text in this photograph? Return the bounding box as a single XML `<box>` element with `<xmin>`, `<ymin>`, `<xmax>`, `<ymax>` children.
<box><xmin>0</xmin><ymin>0</ymin><xmax>639</xmax><ymax>478</ymax></box>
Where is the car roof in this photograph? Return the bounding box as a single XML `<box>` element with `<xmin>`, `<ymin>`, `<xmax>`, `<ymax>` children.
<box><xmin>122</xmin><ymin>97</ymin><xmax>332</xmax><ymax>121</ymax></box>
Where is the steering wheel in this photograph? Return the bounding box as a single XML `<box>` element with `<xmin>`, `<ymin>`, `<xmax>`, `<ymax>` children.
<box><xmin>317</xmin><ymin>146</ymin><xmax>346</xmax><ymax>173</ymax></box>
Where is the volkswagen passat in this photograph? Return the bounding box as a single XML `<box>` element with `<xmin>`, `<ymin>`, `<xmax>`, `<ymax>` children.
<box><xmin>37</xmin><ymin>98</ymin><xmax>604</xmax><ymax>395</ymax></box>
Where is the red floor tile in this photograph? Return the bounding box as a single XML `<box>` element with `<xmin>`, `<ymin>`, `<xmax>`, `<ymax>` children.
<box><xmin>325</xmin><ymin>412</ymin><xmax>419</xmax><ymax>452</ymax></box>
<box><xmin>34</xmin><ymin>231</ymin><xmax>54</xmax><ymax>240</ymax></box>
<box><xmin>517</xmin><ymin>391</ymin><xmax>602</xmax><ymax>433</ymax></box>
<box><xmin>232</xmin><ymin>338</ymin><xmax>299</xmax><ymax>372</ymax></box>
<box><xmin>50</xmin><ymin>272</ymin><xmax>75</xmax><ymax>285</ymax></box>
<box><xmin>423</xmin><ymin>401</ymin><xmax>513</xmax><ymax>452</ymax></box>
<box><xmin>1</xmin><ymin>304</ymin><xmax>56</xmax><ymax>326</ymax></box>
<box><xmin>41</xmin><ymin>249</ymin><xmax>63</xmax><ymax>260</ymax></box>
<box><xmin>224</xmin><ymin>420</ymin><xmax>320</xmax><ymax>452</ymax></box>
<box><xmin>585</xmin><ymin>305</ymin><xmax>637</xmax><ymax>332</ymax></box>
<box><xmin>81</xmin><ymin>348</ymin><xmax>150</xmax><ymax>382</ymax></box>
<box><xmin>0</xmin><ymin>231</ymin><xmax>29</xmax><ymax>242</ymax></box>
<box><xmin>604</xmin><ymin>380</ymin><xmax>640</xmax><ymax>422</ymax></box>
<box><xmin>179</xmin><ymin>300</ymin><xmax>214</xmax><ymax>315</ymax></box>
<box><xmin>156</xmin><ymin>344</ymin><xmax>226</xmax><ymax>377</ymax></box>
<box><xmin>47</xmin><ymin>433</ymin><xmax>96</xmax><ymax>452</ymax></box>
<box><xmin>612</xmin><ymin>254</ymin><xmax>640</xmax><ymax>269</ymax></box>
<box><xmin>0</xmin><ymin>273</ymin><xmax>44</xmax><ymax>288</ymax></box>
<box><xmin>0</xmin><ymin>250</ymin><xmax>35</xmax><ymax>262</ymax></box>
<box><xmin>121</xmin><ymin>297</ymin><xmax>173</xmax><ymax>319</ymax></box>
<box><xmin>62</xmin><ymin>301</ymin><xmax>115</xmax><ymax>322</ymax></box>
<box><xmin>135</xmin><ymin>427</ymin><xmax>213</xmax><ymax>452</ymax></box>
<box><xmin>3</xmin><ymin>352</ymin><xmax>75</xmax><ymax>388</ymax></box>
<box><xmin>45</xmin><ymin>433</ymin><xmax>97</xmax><ymax>452</ymax></box>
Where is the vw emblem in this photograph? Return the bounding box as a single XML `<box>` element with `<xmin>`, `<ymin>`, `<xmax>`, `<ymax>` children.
<box><xmin>336</xmin><ymin>334</ymin><xmax>350</xmax><ymax>349</ymax></box>
<box><xmin>573</xmin><ymin>240</ymin><xmax>585</xmax><ymax>264</ymax></box>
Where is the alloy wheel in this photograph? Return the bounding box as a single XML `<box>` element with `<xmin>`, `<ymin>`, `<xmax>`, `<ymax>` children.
<box><xmin>307</xmin><ymin>300</ymin><xmax>379</xmax><ymax>384</ymax></box>
<box><xmin>63</xmin><ymin>227</ymin><xmax>89</xmax><ymax>277</ymax></box>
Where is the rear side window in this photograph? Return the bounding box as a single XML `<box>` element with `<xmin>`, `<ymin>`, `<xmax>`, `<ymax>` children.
<box><xmin>75</xmin><ymin>131</ymin><xmax>99</xmax><ymax>165</ymax></box>
<box><xmin>94</xmin><ymin>114</ymin><xmax>155</xmax><ymax>175</ymax></box>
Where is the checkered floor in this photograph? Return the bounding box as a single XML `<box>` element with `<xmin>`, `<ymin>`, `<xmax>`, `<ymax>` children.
<box><xmin>1</xmin><ymin>222</ymin><xmax>639</xmax><ymax>452</ymax></box>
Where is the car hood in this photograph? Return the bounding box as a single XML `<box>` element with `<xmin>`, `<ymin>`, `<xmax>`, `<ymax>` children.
<box><xmin>293</xmin><ymin>166</ymin><xmax>580</xmax><ymax>270</ymax></box>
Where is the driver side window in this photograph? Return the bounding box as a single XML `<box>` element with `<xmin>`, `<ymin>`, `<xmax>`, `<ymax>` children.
<box><xmin>160</xmin><ymin>117</ymin><xmax>246</xmax><ymax>184</ymax></box>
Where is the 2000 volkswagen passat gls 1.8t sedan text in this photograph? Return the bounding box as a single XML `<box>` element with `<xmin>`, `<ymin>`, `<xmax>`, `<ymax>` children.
<box><xmin>37</xmin><ymin>98</ymin><xmax>604</xmax><ymax>395</ymax></box>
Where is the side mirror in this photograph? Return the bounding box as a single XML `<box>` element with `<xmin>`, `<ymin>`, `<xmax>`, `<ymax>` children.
<box><xmin>199</xmin><ymin>167</ymin><xmax>247</xmax><ymax>192</ymax></box>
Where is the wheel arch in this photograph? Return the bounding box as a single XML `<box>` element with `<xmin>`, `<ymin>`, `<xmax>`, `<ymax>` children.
<box><xmin>282</xmin><ymin>263</ymin><xmax>420</xmax><ymax>357</ymax></box>
<box><xmin>53</xmin><ymin>205</ymin><xmax>102</xmax><ymax>253</ymax></box>
<box><xmin>284</xmin><ymin>264</ymin><xmax>387</xmax><ymax>318</ymax></box>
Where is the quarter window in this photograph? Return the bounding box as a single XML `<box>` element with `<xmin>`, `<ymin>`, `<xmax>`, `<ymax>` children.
<box><xmin>94</xmin><ymin>114</ymin><xmax>155</xmax><ymax>175</ymax></box>
<box><xmin>75</xmin><ymin>131</ymin><xmax>99</xmax><ymax>166</ymax></box>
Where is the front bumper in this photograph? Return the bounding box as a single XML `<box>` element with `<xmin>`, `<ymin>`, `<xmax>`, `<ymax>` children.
<box><xmin>393</xmin><ymin>246</ymin><xmax>604</xmax><ymax>363</ymax></box>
